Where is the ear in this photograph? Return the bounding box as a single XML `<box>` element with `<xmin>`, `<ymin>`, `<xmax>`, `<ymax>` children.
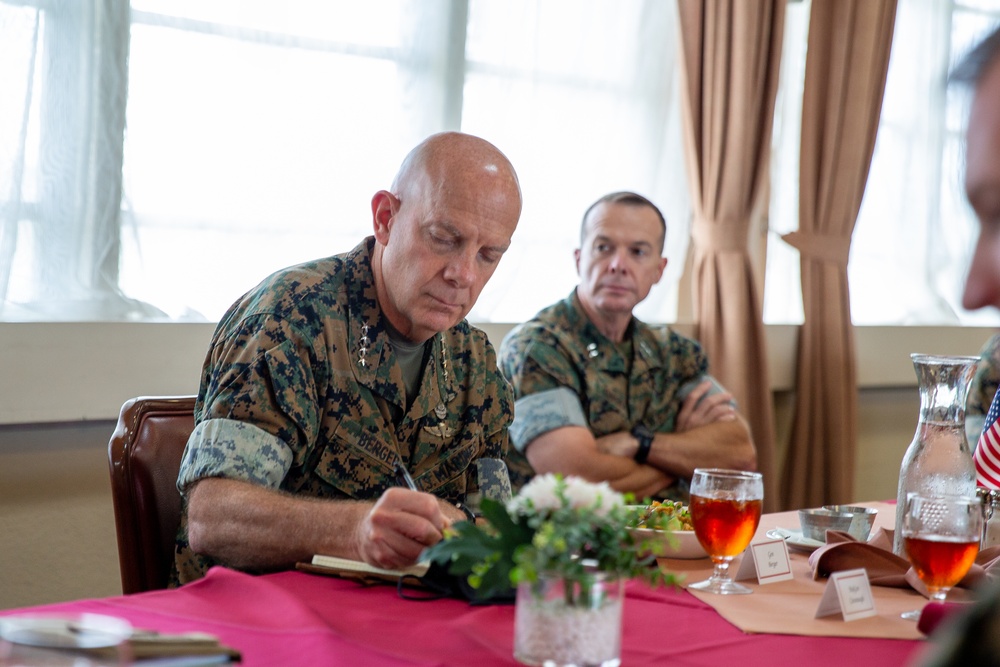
<box><xmin>573</xmin><ymin>248</ymin><xmax>581</xmax><ymax>276</ymax></box>
<box><xmin>371</xmin><ymin>190</ymin><xmax>398</xmax><ymax>244</ymax></box>
<box><xmin>653</xmin><ymin>257</ymin><xmax>668</xmax><ymax>284</ymax></box>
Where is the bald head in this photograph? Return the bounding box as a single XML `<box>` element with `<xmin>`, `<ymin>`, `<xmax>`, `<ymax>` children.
<box><xmin>391</xmin><ymin>132</ymin><xmax>522</xmax><ymax>215</ymax></box>
<box><xmin>370</xmin><ymin>132</ymin><xmax>523</xmax><ymax>341</ymax></box>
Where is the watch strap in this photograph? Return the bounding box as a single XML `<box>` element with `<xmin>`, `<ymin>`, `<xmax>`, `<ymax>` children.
<box><xmin>455</xmin><ymin>501</ymin><xmax>478</xmax><ymax>523</ymax></box>
<box><xmin>632</xmin><ymin>424</ymin><xmax>653</xmax><ymax>464</ymax></box>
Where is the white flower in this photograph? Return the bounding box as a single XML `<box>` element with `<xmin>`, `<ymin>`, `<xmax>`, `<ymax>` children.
<box><xmin>508</xmin><ymin>474</ymin><xmax>624</xmax><ymax>518</ymax></box>
<box><xmin>563</xmin><ymin>477</ymin><xmax>622</xmax><ymax>516</ymax></box>
<box><xmin>593</xmin><ymin>485</ymin><xmax>625</xmax><ymax>517</ymax></box>
<box><xmin>508</xmin><ymin>473</ymin><xmax>562</xmax><ymax>514</ymax></box>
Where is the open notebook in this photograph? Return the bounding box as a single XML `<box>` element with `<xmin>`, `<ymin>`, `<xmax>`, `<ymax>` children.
<box><xmin>296</xmin><ymin>554</ymin><xmax>431</xmax><ymax>584</ymax></box>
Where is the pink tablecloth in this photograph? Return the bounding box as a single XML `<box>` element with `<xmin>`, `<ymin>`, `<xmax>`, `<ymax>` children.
<box><xmin>0</xmin><ymin>566</ymin><xmax>924</xmax><ymax>666</ymax></box>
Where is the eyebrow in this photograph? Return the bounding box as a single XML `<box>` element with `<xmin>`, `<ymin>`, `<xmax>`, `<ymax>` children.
<box><xmin>592</xmin><ymin>234</ymin><xmax>653</xmax><ymax>249</ymax></box>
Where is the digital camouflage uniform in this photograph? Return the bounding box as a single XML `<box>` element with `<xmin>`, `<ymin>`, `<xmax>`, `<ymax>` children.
<box><xmin>967</xmin><ymin>333</ymin><xmax>1000</xmax><ymax>446</ymax></box>
<box><xmin>499</xmin><ymin>290</ymin><xmax>721</xmax><ymax>500</ymax></box>
<box><xmin>970</xmin><ymin>334</ymin><xmax>1000</xmax><ymax>417</ymax></box>
<box><xmin>172</xmin><ymin>237</ymin><xmax>513</xmax><ymax>585</ymax></box>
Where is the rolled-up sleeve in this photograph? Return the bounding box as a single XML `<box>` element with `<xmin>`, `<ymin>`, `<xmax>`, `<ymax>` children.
<box><xmin>676</xmin><ymin>374</ymin><xmax>738</xmax><ymax>409</ymax></box>
<box><xmin>509</xmin><ymin>387</ymin><xmax>588</xmax><ymax>453</ymax></box>
<box><xmin>177</xmin><ymin>418</ymin><xmax>294</xmax><ymax>496</ymax></box>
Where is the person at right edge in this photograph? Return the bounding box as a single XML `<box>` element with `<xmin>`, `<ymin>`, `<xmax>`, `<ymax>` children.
<box><xmin>916</xmin><ymin>25</ymin><xmax>1000</xmax><ymax>667</ymax></box>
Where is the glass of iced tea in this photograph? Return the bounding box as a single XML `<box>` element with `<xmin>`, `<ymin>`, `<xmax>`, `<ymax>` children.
<box><xmin>900</xmin><ymin>493</ymin><xmax>982</xmax><ymax>620</ymax></box>
<box><xmin>688</xmin><ymin>468</ymin><xmax>764</xmax><ymax>595</ymax></box>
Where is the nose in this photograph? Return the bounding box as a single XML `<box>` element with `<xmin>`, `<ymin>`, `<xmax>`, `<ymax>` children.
<box><xmin>963</xmin><ymin>233</ymin><xmax>1000</xmax><ymax>312</ymax></box>
<box><xmin>608</xmin><ymin>249</ymin><xmax>629</xmax><ymax>274</ymax></box>
<box><xmin>443</xmin><ymin>250</ymin><xmax>476</xmax><ymax>287</ymax></box>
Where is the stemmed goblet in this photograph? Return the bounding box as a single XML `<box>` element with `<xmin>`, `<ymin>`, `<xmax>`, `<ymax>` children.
<box><xmin>688</xmin><ymin>468</ymin><xmax>764</xmax><ymax>595</ymax></box>
<box><xmin>900</xmin><ymin>493</ymin><xmax>982</xmax><ymax>620</ymax></box>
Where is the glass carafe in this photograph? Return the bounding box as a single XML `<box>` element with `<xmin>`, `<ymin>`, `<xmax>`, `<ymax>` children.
<box><xmin>893</xmin><ymin>354</ymin><xmax>979</xmax><ymax>556</ymax></box>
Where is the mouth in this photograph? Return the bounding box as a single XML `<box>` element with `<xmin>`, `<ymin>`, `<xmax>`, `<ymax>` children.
<box><xmin>429</xmin><ymin>293</ymin><xmax>464</xmax><ymax>312</ymax></box>
<box><xmin>599</xmin><ymin>283</ymin><xmax>632</xmax><ymax>295</ymax></box>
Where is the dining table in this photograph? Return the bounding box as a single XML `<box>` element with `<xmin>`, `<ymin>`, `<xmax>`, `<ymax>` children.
<box><xmin>0</xmin><ymin>502</ymin><xmax>938</xmax><ymax>666</ymax></box>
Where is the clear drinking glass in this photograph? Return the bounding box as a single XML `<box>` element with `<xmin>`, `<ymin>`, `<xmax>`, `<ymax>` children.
<box><xmin>900</xmin><ymin>493</ymin><xmax>982</xmax><ymax>620</ymax></box>
<box><xmin>688</xmin><ymin>468</ymin><xmax>764</xmax><ymax>595</ymax></box>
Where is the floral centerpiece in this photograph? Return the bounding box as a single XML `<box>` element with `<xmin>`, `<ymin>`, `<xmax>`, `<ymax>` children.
<box><xmin>422</xmin><ymin>474</ymin><xmax>678</xmax><ymax>667</ymax></box>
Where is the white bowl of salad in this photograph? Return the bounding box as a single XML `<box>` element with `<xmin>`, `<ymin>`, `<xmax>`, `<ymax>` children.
<box><xmin>628</xmin><ymin>501</ymin><xmax>707</xmax><ymax>560</ymax></box>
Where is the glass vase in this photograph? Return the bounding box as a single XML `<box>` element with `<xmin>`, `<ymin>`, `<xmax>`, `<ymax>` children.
<box><xmin>893</xmin><ymin>354</ymin><xmax>979</xmax><ymax>556</ymax></box>
<box><xmin>513</xmin><ymin>570</ymin><xmax>623</xmax><ymax>667</ymax></box>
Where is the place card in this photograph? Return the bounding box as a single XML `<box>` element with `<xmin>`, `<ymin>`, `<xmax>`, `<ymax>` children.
<box><xmin>734</xmin><ymin>537</ymin><xmax>793</xmax><ymax>584</ymax></box>
<box><xmin>814</xmin><ymin>568</ymin><xmax>877</xmax><ymax>622</ymax></box>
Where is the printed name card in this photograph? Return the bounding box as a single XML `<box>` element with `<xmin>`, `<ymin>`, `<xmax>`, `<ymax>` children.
<box><xmin>815</xmin><ymin>568</ymin><xmax>877</xmax><ymax>621</ymax></box>
<box><xmin>734</xmin><ymin>536</ymin><xmax>793</xmax><ymax>584</ymax></box>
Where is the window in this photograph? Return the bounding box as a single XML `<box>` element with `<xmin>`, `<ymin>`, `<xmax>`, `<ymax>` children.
<box><xmin>766</xmin><ymin>0</ymin><xmax>1000</xmax><ymax>326</ymax></box>
<box><xmin>122</xmin><ymin>0</ymin><xmax>688</xmax><ymax>323</ymax></box>
<box><xmin>1</xmin><ymin>0</ymin><xmax>998</xmax><ymax>327</ymax></box>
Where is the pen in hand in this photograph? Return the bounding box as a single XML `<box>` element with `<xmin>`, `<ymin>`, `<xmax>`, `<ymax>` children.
<box><xmin>394</xmin><ymin>460</ymin><xmax>454</xmax><ymax>532</ymax></box>
<box><xmin>394</xmin><ymin>460</ymin><xmax>418</xmax><ymax>491</ymax></box>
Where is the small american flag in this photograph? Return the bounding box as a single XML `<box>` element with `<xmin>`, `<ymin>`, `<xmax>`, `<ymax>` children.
<box><xmin>975</xmin><ymin>388</ymin><xmax>1000</xmax><ymax>488</ymax></box>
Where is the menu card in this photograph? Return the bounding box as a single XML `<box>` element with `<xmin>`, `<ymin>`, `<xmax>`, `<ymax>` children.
<box><xmin>815</xmin><ymin>568</ymin><xmax>877</xmax><ymax>622</ymax></box>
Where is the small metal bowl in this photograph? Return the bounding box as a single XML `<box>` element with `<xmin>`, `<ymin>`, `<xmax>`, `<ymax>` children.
<box><xmin>822</xmin><ymin>505</ymin><xmax>878</xmax><ymax>542</ymax></box>
<box><xmin>798</xmin><ymin>508</ymin><xmax>855</xmax><ymax>543</ymax></box>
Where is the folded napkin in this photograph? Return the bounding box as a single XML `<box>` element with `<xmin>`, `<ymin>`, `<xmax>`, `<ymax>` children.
<box><xmin>808</xmin><ymin>527</ymin><xmax>1000</xmax><ymax>597</ymax></box>
<box><xmin>917</xmin><ymin>601</ymin><xmax>962</xmax><ymax>636</ymax></box>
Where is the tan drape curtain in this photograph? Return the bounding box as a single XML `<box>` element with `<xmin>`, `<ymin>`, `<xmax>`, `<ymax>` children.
<box><xmin>675</xmin><ymin>0</ymin><xmax>784</xmax><ymax>512</ymax></box>
<box><xmin>780</xmin><ymin>0</ymin><xmax>897</xmax><ymax>509</ymax></box>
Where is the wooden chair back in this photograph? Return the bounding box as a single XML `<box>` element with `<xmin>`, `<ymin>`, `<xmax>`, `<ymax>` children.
<box><xmin>107</xmin><ymin>395</ymin><xmax>196</xmax><ymax>594</ymax></box>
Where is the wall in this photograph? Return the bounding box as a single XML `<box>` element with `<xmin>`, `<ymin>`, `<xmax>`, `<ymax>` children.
<box><xmin>1</xmin><ymin>421</ymin><xmax>120</xmax><ymax>609</ymax></box>
<box><xmin>0</xmin><ymin>322</ymin><xmax>990</xmax><ymax>609</ymax></box>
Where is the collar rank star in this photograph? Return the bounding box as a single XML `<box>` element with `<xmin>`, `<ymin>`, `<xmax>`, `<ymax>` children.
<box><xmin>358</xmin><ymin>323</ymin><xmax>371</xmax><ymax>368</ymax></box>
<box><xmin>440</xmin><ymin>343</ymin><xmax>450</xmax><ymax>384</ymax></box>
<box><xmin>424</xmin><ymin>402</ymin><xmax>455</xmax><ymax>438</ymax></box>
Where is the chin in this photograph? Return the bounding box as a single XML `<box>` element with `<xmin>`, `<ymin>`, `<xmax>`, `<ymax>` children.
<box><xmin>438</xmin><ymin>313</ymin><xmax>465</xmax><ymax>331</ymax></box>
<box><xmin>413</xmin><ymin>312</ymin><xmax>464</xmax><ymax>339</ymax></box>
<box><xmin>595</xmin><ymin>296</ymin><xmax>636</xmax><ymax>313</ymax></box>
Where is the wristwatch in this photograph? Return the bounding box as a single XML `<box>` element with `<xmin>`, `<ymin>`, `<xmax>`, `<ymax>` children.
<box><xmin>631</xmin><ymin>424</ymin><xmax>654</xmax><ymax>464</ymax></box>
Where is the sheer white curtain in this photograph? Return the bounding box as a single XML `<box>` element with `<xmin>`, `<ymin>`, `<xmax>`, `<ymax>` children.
<box><xmin>0</xmin><ymin>0</ymin><xmax>148</xmax><ymax>320</ymax></box>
